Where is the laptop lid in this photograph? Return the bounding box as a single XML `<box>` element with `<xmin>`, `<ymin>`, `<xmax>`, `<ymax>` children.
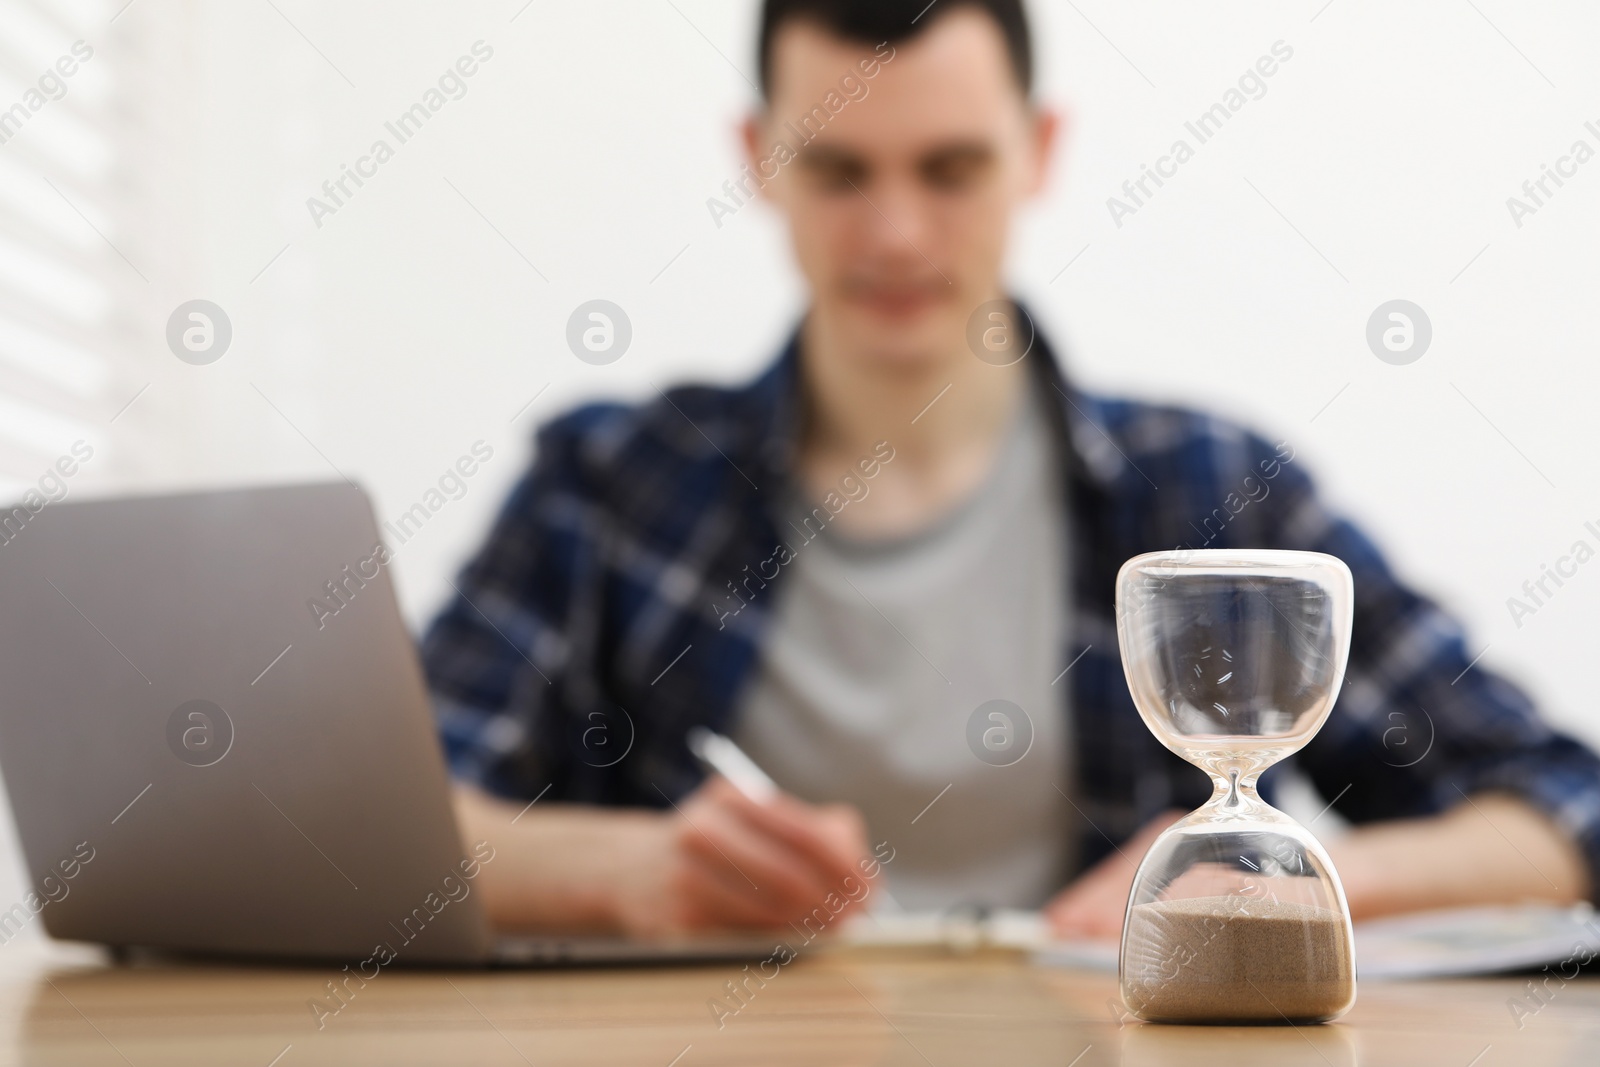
<box><xmin>0</xmin><ymin>482</ymin><xmax>492</xmax><ymax>964</ymax></box>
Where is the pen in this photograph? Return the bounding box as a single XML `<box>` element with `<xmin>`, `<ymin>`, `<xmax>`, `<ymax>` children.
<box><xmin>686</xmin><ymin>726</ymin><xmax>779</xmax><ymax>802</ymax></box>
<box><xmin>684</xmin><ymin>726</ymin><xmax>901</xmax><ymax>913</ymax></box>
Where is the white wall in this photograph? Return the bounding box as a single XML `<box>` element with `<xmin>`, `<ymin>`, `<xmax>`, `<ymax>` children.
<box><xmin>2</xmin><ymin>0</ymin><xmax>1598</xmax><ymax>916</ymax></box>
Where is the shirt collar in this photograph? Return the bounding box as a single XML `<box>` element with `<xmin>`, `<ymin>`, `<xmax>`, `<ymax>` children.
<box><xmin>734</xmin><ymin>300</ymin><xmax>1128</xmax><ymax>496</ymax></box>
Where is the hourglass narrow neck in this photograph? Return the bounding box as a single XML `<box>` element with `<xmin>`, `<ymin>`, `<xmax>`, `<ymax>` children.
<box><xmin>1201</xmin><ymin>759</ymin><xmax>1265</xmax><ymax>814</ymax></box>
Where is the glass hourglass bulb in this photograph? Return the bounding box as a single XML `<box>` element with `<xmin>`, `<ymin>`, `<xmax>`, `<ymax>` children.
<box><xmin>1115</xmin><ymin>549</ymin><xmax>1357</xmax><ymax>1024</ymax></box>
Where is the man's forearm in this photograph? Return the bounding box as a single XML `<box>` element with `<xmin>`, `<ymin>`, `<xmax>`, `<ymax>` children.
<box><xmin>453</xmin><ymin>784</ymin><xmax>653</xmax><ymax>933</ymax></box>
<box><xmin>1327</xmin><ymin>791</ymin><xmax>1592</xmax><ymax>920</ymax></box>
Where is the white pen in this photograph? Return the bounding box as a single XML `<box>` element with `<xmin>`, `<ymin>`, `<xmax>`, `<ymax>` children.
<box><xmin>686</xmin><ymin>727</ymin><xmax>779</xmax><ymax>802</ymax></box>
<box><xmin>684</xmin><ymin>726</ymin><xmax>901</xmax><ymax>913</ymax></box>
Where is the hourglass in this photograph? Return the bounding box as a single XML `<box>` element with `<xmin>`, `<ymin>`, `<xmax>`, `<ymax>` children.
<box><xmin>1115</xmin><ymin>549</ymin><xmax>1357</xmax><ymax>1024</ymax></box>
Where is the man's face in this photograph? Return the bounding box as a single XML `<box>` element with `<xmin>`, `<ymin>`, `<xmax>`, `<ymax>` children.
<box><xmin>749</xmin><ymin>9</ymin><xmax>1055</xmax><ymax>366</ymax></box>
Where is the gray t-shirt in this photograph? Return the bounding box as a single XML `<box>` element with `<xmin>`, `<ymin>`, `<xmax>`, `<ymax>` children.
<box><xmin>733</xmin><ymin>387</ymin><xmax>1073</xmax><ymax>910</ymax></box>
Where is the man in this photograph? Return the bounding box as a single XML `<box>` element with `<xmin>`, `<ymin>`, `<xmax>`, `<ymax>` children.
<box><xmin>423</xmin><ymin>0</ymin><xmax>1600</xmax><ymax>938</ymax></box>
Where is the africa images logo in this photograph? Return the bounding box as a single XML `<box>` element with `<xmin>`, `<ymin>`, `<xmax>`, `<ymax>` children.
<box><xmin>166</xmin><ymin>700</ymin><xmax>234</xmax><ymax>768</ymax></box>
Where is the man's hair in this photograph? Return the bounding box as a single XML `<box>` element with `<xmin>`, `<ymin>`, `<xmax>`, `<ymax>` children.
<box><xmin>757</xmin><ymin>0</ymin><xmax>1032</xmax><ymax>99</ymax></box>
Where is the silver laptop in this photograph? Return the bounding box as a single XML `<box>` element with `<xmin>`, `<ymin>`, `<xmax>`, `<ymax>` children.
<box><xmin>0</xmin><ymin>482</ymin><xmax>770</xmax><ymax>965</ymax></box>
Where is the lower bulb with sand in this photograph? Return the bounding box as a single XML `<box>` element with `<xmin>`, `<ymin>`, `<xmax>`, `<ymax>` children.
<box><xmin>1114</xmin><ymin>549</ymin><xmax>1358</xmax><ymax>1024</ymax></box>
<box><xmin>1119</xmin><ymin>780</ymin><xmax>1355</xmax><ymax>1023</ymax></box>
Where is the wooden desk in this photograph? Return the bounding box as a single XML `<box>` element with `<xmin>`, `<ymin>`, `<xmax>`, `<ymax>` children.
<box><xmin>4</xmin><ymin>940</ymin><xmax>1596</xmax><ymax>1066</ymax></box>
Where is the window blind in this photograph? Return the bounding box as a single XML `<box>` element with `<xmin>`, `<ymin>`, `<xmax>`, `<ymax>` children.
<box><xmin>0</xmin><ymin>0</ymin><xmax>129</xmax><ymax>501</ymax></box>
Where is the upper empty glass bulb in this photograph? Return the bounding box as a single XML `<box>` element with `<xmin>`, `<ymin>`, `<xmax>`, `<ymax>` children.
<box><xmin>1118</xmin><ymin>550</ymin><xmax>1353</xmax><ymax>768</ymax></box>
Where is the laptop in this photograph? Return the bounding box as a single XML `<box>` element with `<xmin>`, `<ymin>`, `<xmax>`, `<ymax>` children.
<box><xmin>0</xmin><ymin>482</ymin><xmax>772</xmax><ymax>965</ymax></box>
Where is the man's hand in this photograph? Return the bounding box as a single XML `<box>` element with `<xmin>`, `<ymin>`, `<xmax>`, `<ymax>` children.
<box><xmin>612</xmin><ymin>775</ymin><xmax>872</xmax><ymax>937</ymax></box>
<box><xmin>456</xmin><ymin>777</ymin><xmax>873</xmax><ymax>938</ymax></box>
<box><xmin>1043</xmin><ymin>810</ymin><xmax>1184</xmax><ymax>940</ymax></box>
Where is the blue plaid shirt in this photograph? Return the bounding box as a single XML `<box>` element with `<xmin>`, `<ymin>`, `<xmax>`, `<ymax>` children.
<box><xmin>422</xmin><ymin>321</ymin><xmax>1600</xmax><ymax>893</ymax></box>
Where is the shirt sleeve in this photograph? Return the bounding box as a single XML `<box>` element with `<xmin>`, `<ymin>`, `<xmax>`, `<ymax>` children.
<box><xmin>419</xmin><ymin>411</ymin><xmax>606</xmax><ymax>802</ymax></box>
<box><xmin>1249</xmin><ymin>432</ymin><xmax>1600</xmax><ymax>903</ymax></box>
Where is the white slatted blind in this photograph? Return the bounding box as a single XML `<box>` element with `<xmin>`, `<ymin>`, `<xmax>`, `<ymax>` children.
<box><xmin>0</xmin><ymin>0</ymin><xmax>128</xmax><ymax>500</ymax></box>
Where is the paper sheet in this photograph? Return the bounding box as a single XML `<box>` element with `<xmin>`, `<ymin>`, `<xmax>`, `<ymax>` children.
<box><xmin>847</xmin><ymin>902</ymin><xmax>1600</xmax><ymax>980</ymax></box>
